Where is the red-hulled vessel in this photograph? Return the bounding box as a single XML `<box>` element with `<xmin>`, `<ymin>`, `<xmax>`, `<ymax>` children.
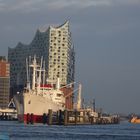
<box><xmin>14</xmin><ymin>56</ymin><xmax>66</xmax><ymax>123</ymax></box>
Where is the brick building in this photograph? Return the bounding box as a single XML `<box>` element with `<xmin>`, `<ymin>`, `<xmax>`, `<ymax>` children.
<box><xmin>0</xmin><ymin>56</ymin><xmax>10</xmax><ymax>108</ymax></box>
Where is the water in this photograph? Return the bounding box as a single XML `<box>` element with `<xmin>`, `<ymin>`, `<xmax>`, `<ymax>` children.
<box><xmin>0</xmin><ymin>121</ymin><xmax>140</xmax><ymax>140</ymax></box>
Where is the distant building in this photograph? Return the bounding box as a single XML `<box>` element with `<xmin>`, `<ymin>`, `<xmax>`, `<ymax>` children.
<box><xmin>8</xmin><ymin>21</ymin><xmax>75</xmax><ymax>109</ymax></box>
<box><xmin>0</xmin><ymin>56</ymin><xmax>10</xmax><ymax>108</ymax></box>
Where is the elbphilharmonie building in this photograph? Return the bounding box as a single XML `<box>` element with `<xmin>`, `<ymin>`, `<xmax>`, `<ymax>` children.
<box><xmin>8</xmin><ymin>21</ymin><xmax>75</xmax><ymax>98</ymax></box>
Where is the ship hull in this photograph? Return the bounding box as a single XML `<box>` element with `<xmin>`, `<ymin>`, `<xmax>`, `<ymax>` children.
<box><xmin>14</xmin><ymin>93</ymin><xmax>64</xmax><ymax>124</ymax></box>
<box><xmin>18</xmin><ymin>114</ymin><xmax>44</xmax><ymax>123</ymax></box>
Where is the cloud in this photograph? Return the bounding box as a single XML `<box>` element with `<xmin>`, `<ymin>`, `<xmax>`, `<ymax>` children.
<box><xmin>0</xmin><ymin>0</ymin><xmax>112</xmax><ymax>13</ymax></box>
<box><xmin>46</xmin><ymin>0</ymin><xmax>112</xmax><ymax>10</ymax></box>
<box><xmin>0</xmin><ymin>0</ymin><xmax>140</xmax><ymax>13</ymax></box>
<box><xmin>115</xmin><ymin>0</ymin><xmax>140</xmax><ymax>5</ymax></box>
<box><xmin>0</xmin><ymin>0</ymin><xmax>45</xmax><ymax>13</ymax></box>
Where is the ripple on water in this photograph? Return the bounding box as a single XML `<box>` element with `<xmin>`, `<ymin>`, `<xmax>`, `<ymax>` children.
<box><xmin>0</xmin><ymin>121</ymin><xmax>140</xmax><ymax>140</ymax></box>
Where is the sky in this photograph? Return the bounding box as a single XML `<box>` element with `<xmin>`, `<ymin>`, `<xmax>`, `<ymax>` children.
<box><xmin>0</xmin><ymin>0</ymin><xmax>140</xmax><ymax>114</ymax></box>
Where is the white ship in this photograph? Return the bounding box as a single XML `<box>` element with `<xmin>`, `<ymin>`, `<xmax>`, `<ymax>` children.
<box><xmin>13</xmin><ymin>56</ymin><xmax>66</xmax><ymax>123</ymax></box>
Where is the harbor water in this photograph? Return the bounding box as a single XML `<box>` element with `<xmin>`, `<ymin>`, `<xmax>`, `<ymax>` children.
<box><xmin>0</xmin><ymin>121</ymin><xmax>140</xmax><ymax>140</ymax></box>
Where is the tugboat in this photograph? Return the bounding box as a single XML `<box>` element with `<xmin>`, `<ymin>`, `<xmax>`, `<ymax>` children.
<box><xmin>130</xmin><ymin>116</ymin><xmax>140</xmax><ymax>124</ymax></box>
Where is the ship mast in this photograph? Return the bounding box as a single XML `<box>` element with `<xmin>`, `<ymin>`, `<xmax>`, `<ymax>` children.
<box><xmin>29</xmin><ymin>55</ymin><xmax>38</xmax><ymax>91</ymax></box>
<box><xmin>26</xmin><ymin>58</ymin><xmax>30</xmax><ymax>90</ymax></box>
<box><xmin>42</xmin><ymin>60</ymin><xmax>45</xmax><ymax>94</ymax></box>
<box><xmin>36</xmin><ymin>56</ymin><xmax>43</xmax><ymax>94</ymax></box>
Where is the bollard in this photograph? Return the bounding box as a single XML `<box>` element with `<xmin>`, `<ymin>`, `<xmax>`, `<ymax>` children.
<box><xmin>30</xmin><ymin>113</ymin><xmax>34</xmax><ymax>124</ymax></box>
<box><xmin>43</xmin><ymin>113</ymin><xmax>47</xmax><ymax>124</ymax></box>
<box><xmin>48</xmin><ymin>109</ymin><xmax>52</xmax><ymax>125</ymax></box>
<box><xmin>64</xmin><ymin>110</ymin><xmax>68</xmax><ymax>125</ymax></box>
<box><xmin>75</xmin><ymin>110</ymin><xmax>78</xmax><ymax>125</ymax></box>
<box><xmin>58</xmin><ymin>110</ymin><xmax>62</xmax><ymax>125</ymax></box>
<box><xmin>27</xmin><ymin>113</ymin><xmax>30</xmax><ymax>124</ymax></box>
<box><xmin>90</xmin><ymin>117</ymin><xmax>93</xmax><ymax>124</ymax></box>
<box><xmin>83</xmin><ymin>111</ymin><xmax>86</xmax><ymax>123</ymax></box>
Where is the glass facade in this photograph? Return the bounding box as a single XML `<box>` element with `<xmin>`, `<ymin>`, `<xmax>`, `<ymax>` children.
<box><xmin>8</xmin><ymin>21</ymin><xmax>75</xmax><ymax>89</ymax></box>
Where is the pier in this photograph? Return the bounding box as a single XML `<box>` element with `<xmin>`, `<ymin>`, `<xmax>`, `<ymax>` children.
<box><xmin>0</xmin><ymin>108</ymin><xmax>17</xmax><ymax>121</ymax></box>
<box><xmin>25</xmin><ymin>109</ymin><xmax>119</xmax><ymax>125</ymax></box>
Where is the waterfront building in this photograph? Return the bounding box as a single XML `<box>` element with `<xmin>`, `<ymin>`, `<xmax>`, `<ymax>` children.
<box><xmin>0</xmin><ymin>56</ymin><xmax>10</xmax><ymax>108</ymax></box>
<box><xmin>8</xmin><ymin>21</ymin><xmax>75</xmax><ymax>109</ymax></box>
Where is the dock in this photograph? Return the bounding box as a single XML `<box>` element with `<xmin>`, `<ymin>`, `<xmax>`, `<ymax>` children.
<box><xmin>0</xmin><ymin>108</ymin><xmax>17</xmax><ymax>121</ymax></box>
<box><xmin>25</xmin><ymin>109</ymin><xmax>119</xmax><ymax>125</ymax></box>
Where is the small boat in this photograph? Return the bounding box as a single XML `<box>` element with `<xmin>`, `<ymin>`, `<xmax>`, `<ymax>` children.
<box><xmin>130</xmin><ymin>116</ymin><xmax>140</xmax><ymax>124</ymax></box>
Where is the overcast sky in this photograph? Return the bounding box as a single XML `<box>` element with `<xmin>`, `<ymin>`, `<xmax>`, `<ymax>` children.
<box><xmin>0</xmin><ymin>0</ymin><xmax>140</xmax><ymax>114</ymax></box>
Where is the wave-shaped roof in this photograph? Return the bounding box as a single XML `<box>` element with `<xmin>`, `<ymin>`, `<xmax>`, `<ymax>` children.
<box><xmin>9</xmin><ymin>21</ymin><xmax>69</xmax><ymax>49</ymax></box>
<box><xmin>49</xmin><ymin>21</ymin><xmax>69</xmax><ymax>30</ymax></box>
